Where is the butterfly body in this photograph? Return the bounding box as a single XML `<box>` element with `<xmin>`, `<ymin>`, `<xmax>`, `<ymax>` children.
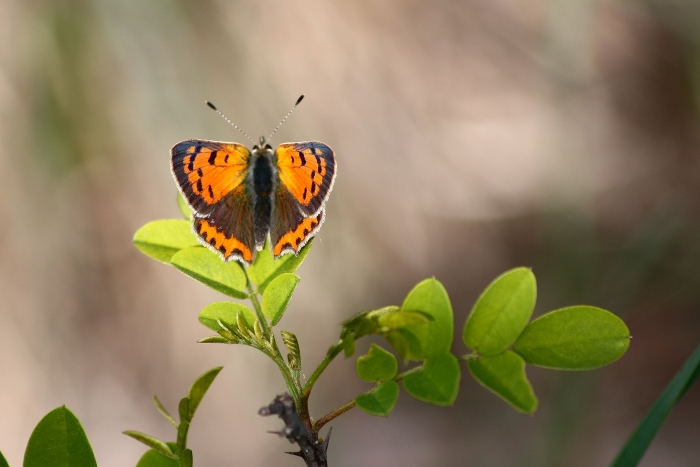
<box><xmin>171</xmin><ymin>138</ymin><xmax>336</xmax><ymax>265</ymax></box>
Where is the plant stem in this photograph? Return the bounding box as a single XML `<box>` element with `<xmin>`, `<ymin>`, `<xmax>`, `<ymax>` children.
<box><xmin>312</xmin><ymin>362</ymin><xmax>427</xmax><ymax>431</ymax></box>
<box><xmin>246</xmin><ymin>280</ymin><xmax>271</xmax><ymax>338</ymax></box>
<box><xmin>303</xmin><ymin>342</ymin><xmax>343</xmax><ymax>398</ymax></box>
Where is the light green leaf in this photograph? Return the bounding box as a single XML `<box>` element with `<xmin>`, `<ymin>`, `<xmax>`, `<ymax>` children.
<box><xmin>261</xmin><ymin>273</ymin><xmax>300</xmax><ymax>325</ymax></box>
<box><xmin>187</xmin><ymin>367</ymin><xmax>223</xmax><ymax>419</ymax></box>
<box><xmin>153</xmin><ymin>395</ymin><xmax>177</xmax><ymax>428</ymax></box>
<box><xmin>24</xmin><ymin>406</ymin><xmax>97</xmax><ymax>467</ymax></box>
<box><xmin>248</xmin><ymin>240</ymin><xmax>312</xmax><ymax>293</ymax></box>
<box><xmin>198</xmin><ymin>336</ymin><xmax>230</xmax><ymax>344</ymax></box>
<box><xmin>199</xmin><ymin>302</ymin><xmax>256</xmax><ymax>332</ymax></box>
<box><xmin>402</xmin><ymin>352</ymin><xmax>460</xmax><ymax>406</ymax></box>
<box><xmin>177</xmin><ymin>193</ymin><xmax>192</xmax><ymax>219</ymax></box>
<box><xmin>171</xmin><ymin>247</ymin><xmax>247</xmax><ymax>298</ymax></box>
<box><xmin>513</xmin><ymin>306</ymin><xmax>630</xmax><ymax>370</ymax></box>
<box><xmin>468</xmin><ymin>350</ymin><xmax>538</xmax><ymax>413</ymax></box>
<box><xmin>123</xmin><ymin>431</ymin><xmax>175</xmax><ymax>459</ymax></box>
<box><xmin>463</xmin><ymin>267</ymin><xmax>536</xmax><ymax>356</ymax></box>
<box><xmin>356</xmin><ymin>344</ymin><xmax>398</xmax><ymax>382</ymax></box>
<box><xmin>401</xmin><ymin>279</ymin><xmax>453</xmax><ymax>360</ymax></box>
<box><xmin>133</xmin><ymin>220</ymin><xmax>200</xmax><ymax>263</ymax></box>
<box><xmin>377</xmin><ymin>310</ymin><xmax>429</xmax><ymax>329</ymax></box>
<box><xmin>135</xmin><ymin>447</ymin><xmax>179</xmax><ymax>467</ymax></box>
<box><xmin>355</xmin><ymin>381</ymin><xmax>400</xmax><ymax>416</ymax></box>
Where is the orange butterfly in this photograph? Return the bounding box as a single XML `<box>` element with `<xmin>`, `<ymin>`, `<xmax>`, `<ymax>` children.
<box><xmin>171</xmin><ymin>99</ymin><xmax>336</xmax><ymax>265</ymax></box>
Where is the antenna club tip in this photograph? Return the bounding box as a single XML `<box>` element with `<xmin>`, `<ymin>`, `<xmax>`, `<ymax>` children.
<box><xmin>206</xmin><ymin>101</ymin><xmax>217</xmax><ymax>110</ymax></box>
<box><xmin>295</xmin><ymin>95</ymin><xmax>305</xmax><ymax>105</ymax></box>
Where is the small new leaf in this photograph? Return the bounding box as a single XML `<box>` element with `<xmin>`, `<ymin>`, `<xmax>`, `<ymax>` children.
<box><xmin>199</xmin><ymin>302</ymin><xmax>256</xmax><ymax>333</ymax></box>
<box><xmin>123</xmin><ymin>431</ymin><xmax>176</xmax><ymax>459</ymax></box>
<box><xmin>356</xmin><ymin>344</ymin><xmax>398</xmax><ymax>382</ymax></box>
<box><xmin>281</xmin><ymin>331</ymin><xmax>301</xmax><ymax>371</ymax></box>
<box><xmin>153</xmin><ymin>395</ymin><xmax>178</xmax><ymax>428</ymax></box>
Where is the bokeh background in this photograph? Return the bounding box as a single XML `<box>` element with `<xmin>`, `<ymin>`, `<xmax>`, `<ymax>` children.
<box><xmin>1</xmin><ymin>0</ymin><xmax>700</xmax><ymax>465</ymax></box>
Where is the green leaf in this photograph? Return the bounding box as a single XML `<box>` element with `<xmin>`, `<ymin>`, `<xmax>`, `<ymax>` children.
<box><xmin>24</xmin><ymin>406</ymin><xmax>97</xmax><ymax>467</ymax></box>
<box><xmin>199</xmin><ymin>302</ymin><xmax>256</xmax><ymax>332</ymax></box>
<box><xmin>153</xmin><ymin>395</ymin><xmax>178</xmax><ymax>428</ymax></box>
<box><xmin>356</xmin><ymin>344</ymin><xmax>398</xmax><ymax>382</ymax></box>
<box><xmin>123</xmin><ymin>431</ymin><xmax>175</xmax><ymax>459</ymax></box>
<box><xmin>0</xmin><ymin>450</ymin><xmax>9</xmax><ymax>467</ymax></box>
<box><xmin>468</xmin><ymin>350</ymin><xmax>538</xmax><ymax>413</ymax></box>
<box><xmin>248</xmin><ymin>240</ymin><xmax>312</xmax><ymax>293</ymax></box>
<box><xmin>198</xmin><ymin>336</ymin><xmax>230</xmax><ymax>344</ymax></box>
<box><xmin>187</xmin><ymin>367</ymin><xmax>223</xmax><ymax>418</ymax></box>
<box><xmin>135</xmin><ymin>448</ymin><xmax>179</xmax><ymax>467</ymax></box>
<box><xmin>401</xmin><ymin>279</ymin><xmax>454</xmax><ymax>360</ymax></box>
<box><xmin>261</xmin><ymin>273</ymin><xmax>300</xmax><ymax>325</ymax></box>
<box><xmin>171</xmin><ymin>248</ymin><xmax>247</xmax><ymax>298</ymax></box>
<box><xmin>463</xmin><ymin>267</ymin><xmax>537</xmax><ymax>356</ymax></box>
<box><xmin>177</xmin><ymin>193</ymin><xmax>192</xmax><ymax>219</ymax></box>
<box><xmin>355</xmin><ymin>381</ymin><xmax>400</xmax><ymax>416</ymax></box>
<box><xmin>611</xmin><ymin>344</ymin><xmax>700</xmax><ymax>467</ymax></box>
<box><xmin>402</xmin><ymin>352</ymin><xmax>460</xmax><ymax>406</ymax></box>
<box><xmin>133</xmin><ymin>220</ymin><xmax>200</xmax><ymax>263</ymax></box>
<box><xmin>377</xmin><ymin>311</ymin><xmax>429</xmax><ymax>329</ymax></box>
<box><xmin>513</xmin><ymin>306</ymin><xmax>630</xmax><ymax>370</ymax></box>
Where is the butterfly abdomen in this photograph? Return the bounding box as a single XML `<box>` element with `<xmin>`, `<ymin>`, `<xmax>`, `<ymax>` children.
<box><xmin>252</xmin><ymin>149</ymin><xmax>274</xmax><ymax>250</ymax></box>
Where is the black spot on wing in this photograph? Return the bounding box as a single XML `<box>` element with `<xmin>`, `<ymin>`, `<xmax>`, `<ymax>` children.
<box><xmin>208</xmin><ymin>151</ymin><xmax>217</xmax><ymax>165</ymax></box>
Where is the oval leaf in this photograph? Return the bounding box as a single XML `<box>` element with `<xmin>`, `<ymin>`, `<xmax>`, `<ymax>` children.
<box><xmin>402</xmin><ymin>352</ymin><xmax>460</xmax><ymax>406</ymax></box>
<box><xmin>24</xmin><ymin>406</ymin><xmax>97</xmax><ymax>467</ymax></box>
<box><xmin>135</xmin><ymin>448</ymin><xmax>179</xmax><ymax>467</ymax></box>
<box><xmin>133</xmin><ymin>220</ymin><xmax>200</xmax><ymax>263</ymax></box>
<box><xmin>188</xmin><ymin>367</ymin><xmax>223</xmax><ymax>418</ymax></box>
<box><xmin>261</xmin><ymin>273</ymin><xmax>300</xmax><ymax>325</ymax></box>
<box><xmin>199</xmin><ymin>302</ymin><xmax>256</xmax><ymax>332</ymax></box>
<box><xmin>248</xmin><ymin>240</ymin><xmax>312</xmax><ymax>293</ymax></box>
<box><xmin>468</xmin><ymin>350</ymin><xmax>538</xmax><ymax>413</ymax></box>
<box><xmin>171</xmin><ymin>247</ymin><xmax>247</xmax><ymax>298</ymax></box>
<box><xmin>463</xmin><ymin>267</ymin><xmax>536</xmax><ymax>356</ymax></box>
<box><xmin>356</xmin><ymin>344</ymin><xmax>398</xmax><ymax>382</ymax></box>
<box><xmin>513</xmin><ymin>306</ymin><xmax>630</xmax><ymax>370</ymax></box>
<box><xmin>355</xmin><ymin>381</ymin><xmax>400</xmax><ymax>416</ymax></box>
<box><xmin>401</xmin><ymin>279</ymin><xmax>453</xmax><ymax>360</ymax></box>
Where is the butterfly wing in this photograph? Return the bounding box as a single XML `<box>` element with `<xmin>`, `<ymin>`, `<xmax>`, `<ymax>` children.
<box><xmin>270</xmin><ymin>183</ymin><xmax>325</xmax><ymax>258</ymax></box>
<box><xmin>274</xmin><ymin>142</ymin><xmax>336</xmax><ymax>217</ymax></box>
<box><xmin>171</xmin><ymin>139</ymin><xmax>256</xmax><ymax>263</ymax></box>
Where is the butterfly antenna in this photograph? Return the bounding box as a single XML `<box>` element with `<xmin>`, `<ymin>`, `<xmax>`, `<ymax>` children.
<box><xmin>205</xmin><ymin>101</ymin><xmax>255</xmax><ymax>145</ymax></box>
<box><xmin>267</xmin><ymin>95</ymin><xmax>304</xmax><ymax>144</ymax></box>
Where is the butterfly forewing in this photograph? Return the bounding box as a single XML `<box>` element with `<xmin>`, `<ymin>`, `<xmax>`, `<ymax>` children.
<box><xmin>171</xmin><ymin>140</ymin><xmax>250</xmax><ymax>215</ymax></box>
<box><xmin>274</xmin><ymin>142</ymin><xmax>336</xmax><ymax>217</ymax></box>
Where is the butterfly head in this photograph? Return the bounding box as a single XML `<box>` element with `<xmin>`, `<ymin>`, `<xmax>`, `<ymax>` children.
<box><xmin>253</xmin><ymin>136</ymin><xmax>274</xmax><ymax>156</ymax></box>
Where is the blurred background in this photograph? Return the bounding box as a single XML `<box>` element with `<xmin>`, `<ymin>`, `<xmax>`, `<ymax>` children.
<box><xmin>1</xmin><ymin>0</ymin><xmax>700</xmax><ymax>465</ymax></box>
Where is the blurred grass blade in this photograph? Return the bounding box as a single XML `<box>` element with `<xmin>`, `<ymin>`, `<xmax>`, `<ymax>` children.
<box><xmin>610</xmin><ymin>344</ymin><xmax>700</xmax><ymax>467</ymax></box>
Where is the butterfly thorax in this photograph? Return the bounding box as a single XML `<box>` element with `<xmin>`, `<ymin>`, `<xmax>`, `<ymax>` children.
<box><xmin>251</xmin><ymin>144</ymin><xmax>276</xmax><ymax>250</ymax></box>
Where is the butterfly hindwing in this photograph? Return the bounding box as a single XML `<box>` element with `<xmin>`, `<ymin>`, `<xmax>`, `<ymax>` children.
<box><xmin>171</xmin><ymin>140</ymin><xmax>251</xmax><ymax>216</ymax></box>
<box><xmin>274</xmin><ymin>142</ymin><xmax>336</xmax><ymax>217</ymax></box>
<box><xmin>271</xmin><ymin>183</ymin><xmax>325</xmax><ymax>258</ymax></box>
<box><xmin>193</xmin><ymin>184</ymin><xmax>256</xmax><ymax>263</ymax></box>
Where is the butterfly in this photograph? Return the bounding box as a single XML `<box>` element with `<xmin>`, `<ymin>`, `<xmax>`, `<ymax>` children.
<box><xmin>170</xmin><ymin>102</ymin><xmax>336</xmax><ymax>265</ymax></box>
